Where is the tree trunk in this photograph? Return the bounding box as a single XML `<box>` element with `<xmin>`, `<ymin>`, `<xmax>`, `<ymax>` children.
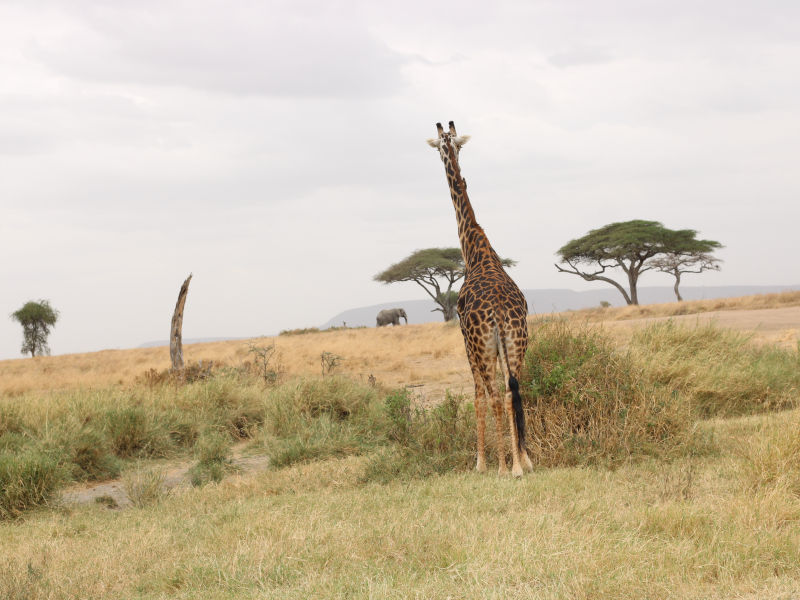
<box><xmin>170</xmin><ymin>274</ymin><xmax>192</xmax><ymax>371</ymax></box>
<box><xmin>443</xmin><ymin>303</ymin><xmax>457</xmax><ymax>322</ymax></box>
<box><xmin>628</xmin><ymin>270</ymin><xmax>639</xmax><ymax>305</ymax></box>
<box><xmin>674</xmin><ymin>272</ymin><xmax>683</xmax><ymax>302</ymax></box>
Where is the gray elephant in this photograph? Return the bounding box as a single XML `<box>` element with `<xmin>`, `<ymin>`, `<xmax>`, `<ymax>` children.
<box><xmin>376</xmin><ymin>308</ymin><xmax>408</xmax><ymax>327</ymax></box>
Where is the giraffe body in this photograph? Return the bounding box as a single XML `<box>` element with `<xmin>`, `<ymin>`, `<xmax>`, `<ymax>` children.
<box><xmin>428</xmin><ymin>121</ymin><xmax>533</xmax><ymax>476</ymax></box>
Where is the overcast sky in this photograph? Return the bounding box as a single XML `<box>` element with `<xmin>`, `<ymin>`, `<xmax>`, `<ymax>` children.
<box><xmin>2</xmin><ymin>0</ymin><xmax>799</xmax><ymax>360</ymax></box>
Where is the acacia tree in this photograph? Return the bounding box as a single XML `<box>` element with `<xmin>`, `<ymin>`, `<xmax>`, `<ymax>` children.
<box><xmin>374</xmin><ymin>247</ymin><xmax>515</xmax><ymax>321</ymax></box>
<box><xmin>11</xmin><ymin>299</ymin><xmax>59</xmax><ymax>357</ymax></box>
<box><xmin>651</xmin><ymin>250</ymin><xmax>722</xmax><ymax>301</ymax></box>
<box><xmin>555</xmin><ymin>220</ymin><xmax>720</xmax><ymax>305</ymax></box>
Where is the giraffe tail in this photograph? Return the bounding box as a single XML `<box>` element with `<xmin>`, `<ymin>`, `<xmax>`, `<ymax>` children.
<box><xmin>509</xmin><ymin>375</ymin><xmax>526</xmax><ymax>454</ymax></box>
<box><xmin>496</xmin><ymin>320</ymin><xmax>527</xmax><ymax>454</ymax></box>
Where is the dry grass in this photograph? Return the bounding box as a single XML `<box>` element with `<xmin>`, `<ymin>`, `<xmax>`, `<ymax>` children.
<box><xmin>1</xmin><ymin>412</ymin><xmax>799</xmax><ymax>598</ymax></box>
<box><xmin>738</xmin><ymin>410</ymin><xmax>800</xmax><ymax>496</ymax></box>
<box><xmin>2</xmin><ymin>293</ymin><xmax>800</xmax><ymax>597</ymax></box>
<box><xmin>0</xmin><ymin>324</ymin><xmax>470</xmax><ymax>399</ymax></box>
<box><xmin>3</xmin><ymin>291</ymin><xmax>798</xmax><ymax>399</ymax></box>
<box><xmin>565</xmin><ymin>289</ymin><xmax>800</xmax><ymax>322</ymax></box>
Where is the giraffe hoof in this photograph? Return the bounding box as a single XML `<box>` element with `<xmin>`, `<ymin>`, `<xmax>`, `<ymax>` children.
<box><xmin>523</xmin><ymin>454</ymin><xmax>534</xmax><ymax>471</ymax></box>
<box><xmin>511</xmin><ymin>465</ymin><xmax>523</xmax><ymax>478</ymax></box>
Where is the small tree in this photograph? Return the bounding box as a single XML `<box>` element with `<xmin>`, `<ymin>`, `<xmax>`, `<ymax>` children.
<box><xmin>11</xmin><ymin>300</ymin><xmax>59</xmax><ymax>357</ymax></box>
<box><xmin>374</xmin><ymin>248</ymin><xmax>515</xmax><ymax>322</ymax></box>
<box><xmin>555</xmin><ymin>220</ymin><xmax>720</xmax><ymax>305</ymax></box>
<box><xmin>651</xmin><ymin>251</ymin><xmax>722</xmax><ymax>301</ymax></box>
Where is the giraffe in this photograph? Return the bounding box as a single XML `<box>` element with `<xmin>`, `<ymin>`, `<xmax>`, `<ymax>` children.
<box><xmin>427</xmin><ymin>121</ymin><xmax>533</xmax><ymax>477</ymax></box>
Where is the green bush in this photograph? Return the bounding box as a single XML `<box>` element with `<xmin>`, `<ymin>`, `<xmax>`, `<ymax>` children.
<box><xmin>65</xmin><ymin>429</ymin><xmax>120</xmax><ymax>481</ymax></box>
<box><xmin>260</xmin><ymin>377</ymin><xmax>385</xmax><ymax>468</ymax></box>
<box><xmin>0</xmin><ymin>449</ymin><xmax>64</xmax><ymax>520</ymax></box>
<box><xmin>104</xmin><ymin>406</ymin><xmax>172</xmax><ymax>459</ymax></box>
<box><xmin>362</xmin><ymin>391</ymin><xmax>476</xmax><ymax>483</ymax></box>
<box><xmin>521</xmin><ymin>320</ymin><xmax>693</xmax><ymax>467</ymax></box>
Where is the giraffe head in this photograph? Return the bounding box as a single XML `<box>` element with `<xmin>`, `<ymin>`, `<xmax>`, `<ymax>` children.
<box><xmin>427</xmin><ymin>121</ymin><xmax>470</xmax><ymax>163</ymax></box>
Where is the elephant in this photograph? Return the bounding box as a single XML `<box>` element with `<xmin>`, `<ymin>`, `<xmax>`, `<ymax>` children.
<box><xmin>376</xmin><ymin>308</ymin><xmax>408</xmax><ymax>327</ymax></box>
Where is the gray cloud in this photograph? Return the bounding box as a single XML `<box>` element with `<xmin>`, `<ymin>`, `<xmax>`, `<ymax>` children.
<box><xmin>30</xmin><ymin>1</ymin><xmax>409</xmax><ymax>97</ymax></box>
<box><xmin>2</xmin><ymin>0</ymin><xmax>799</xmax><ymax>360</ymax></box>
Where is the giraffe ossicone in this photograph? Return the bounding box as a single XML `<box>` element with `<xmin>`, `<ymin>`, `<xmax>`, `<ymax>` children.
<box><xmin>428</xmin><ymin>120</ymin><xmax>533</xmax><ymax>477</ymax></box>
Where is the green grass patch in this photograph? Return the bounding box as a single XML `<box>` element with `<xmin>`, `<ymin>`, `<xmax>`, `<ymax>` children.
<box><xmin>361</xmin><ymin>390</ymin><xmax>476</xmax><ymax>482</ymax></box>
<box><xmin>189</xmin><ymin>431</ymin><xmax>234</xmax><ymax>486</ymax></box>
<box><xmin>256</xmin><ymin>377</ymin><xmax>387</xmax><ymax>467</ymax></box>
<box><xmin>0</xmin><ymin>449</ymin><xmax>64</xmax><ymax>520</ymax></box>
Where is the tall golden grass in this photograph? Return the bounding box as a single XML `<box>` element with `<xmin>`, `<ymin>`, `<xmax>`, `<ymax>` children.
<box><xmin>2</xmin><ymin>291</ymin><xmax>797</xmax><ymax>397</ymax></box>
<box><xmin>0</xmin><ymin>323</ymin><xmax>469</xmax><ymax>397</ymax></box>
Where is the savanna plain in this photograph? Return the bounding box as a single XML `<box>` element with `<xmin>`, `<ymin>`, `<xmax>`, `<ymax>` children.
<box><xmin>2</xmin><ymin>292</ymin><xmax>800</xmax><ymax>599</ymax></box>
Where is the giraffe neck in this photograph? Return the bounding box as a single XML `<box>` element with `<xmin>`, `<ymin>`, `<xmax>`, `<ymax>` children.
<box><xmin>443</xmin><ymin>145</ymin><xmax>490</xmax><ymax>268</ymax></box>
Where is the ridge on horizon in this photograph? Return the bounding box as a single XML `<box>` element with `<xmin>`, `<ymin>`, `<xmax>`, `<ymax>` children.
<box><xmin>319</xmin><ymin>284</ymin><xmax>800</xmax><ymax>331</ymax></box>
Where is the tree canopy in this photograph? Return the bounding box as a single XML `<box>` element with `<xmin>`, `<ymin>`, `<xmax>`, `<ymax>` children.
<box><xmin>555</xmin><ymin>220</ymin><xmax>721</xmax><ymax>305</ymax></box>
<box><xmin>11</xmin><ymin>299</ymin><xmax>59</xmax><ymax>357</ymax></box>
<box><xmin>374</xmin><ymin>247</ymin><xmax>515</xmax><ymax>321</ymax></box>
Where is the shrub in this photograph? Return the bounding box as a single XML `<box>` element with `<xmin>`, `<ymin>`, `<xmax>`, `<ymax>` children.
<box><xmin>362</xmin><ymin>391</ymin><xmax>476</xmax><ymax>483</ymax></box>
<box><xmin>0</xmin><ymin>449</ymin><xmax>64</xmax><ymax>520</ymax></box>
<box><xmin>104</xmin><ymin>406</ymin><xmax>172</xmax><ymax>459</ymax></box>
<box><xmin>189</xmin><ymin>431</ymin><xmax>233</xmax><ymax>486</ymax></box>
<box><xmin>260</xmin><ymin>377</ymin><xmax>384</xmax><ymax>468</ymax></box>
<box><xmin>123</xmin><ymin>466</ymin><xmax>166</xmax><ymax>508</ymax></box>
<box><xmin>632</xmin><ymin>321</ymin><xmax>800</xmax><ymax>417</ymax></box>
<box><xmin>246</xmin><ymin>342</ymin><xmax>282</xmax><ymax>385</ymax></box>
<box><xmin>521</xmin><ymin>320</ymin><xmax>692</xmax><ymax>467</ymax></box>
<box><xmin>188</xmin><ymin>377</ymin><xmax>265</xmax><ymax>439</ymax></box>
<box><xmin>65</xmin><ymin>429</ymin><xmax>120</xmax><ymax>482</ymax></box>
<box><xmin>279</xmin><ymin>327</ymin><xmax>320</xmax><ymax>336</ymax></box>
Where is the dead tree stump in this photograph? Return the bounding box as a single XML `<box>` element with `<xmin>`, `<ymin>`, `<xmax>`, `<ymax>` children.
<box><xmin>170</xmin><ymin>273</ymin><xmax>192</xmax><ymax>371</ymax></box>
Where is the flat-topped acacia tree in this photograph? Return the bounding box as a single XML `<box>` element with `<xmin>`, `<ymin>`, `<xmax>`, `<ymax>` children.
<box><xmin>555</xmin><ymin>220</ymin><xmax>721</xmax><ymax>305</ymax></box>
<box><xmin>374</xmin><ymin>247</ymin><xmax>515</xmax><ymax>322</ymax></box>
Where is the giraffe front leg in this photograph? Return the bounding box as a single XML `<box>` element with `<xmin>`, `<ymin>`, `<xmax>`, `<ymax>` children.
<box><xmin>474</xmin><ymin>389</ymin><xmax>487</xmax><ymax>472</ymax></box>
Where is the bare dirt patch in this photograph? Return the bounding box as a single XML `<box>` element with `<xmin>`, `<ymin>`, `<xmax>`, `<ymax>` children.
<box><xmin>61</xmin><ymin>448</ymin><xmax>271</xmax><ymax>509</ymax></box>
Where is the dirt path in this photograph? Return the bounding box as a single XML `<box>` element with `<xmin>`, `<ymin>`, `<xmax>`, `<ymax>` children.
<box><xmin>61</xmin><ymin>448</ymin><xmax>270</xmax><ymax>509</ymax></box>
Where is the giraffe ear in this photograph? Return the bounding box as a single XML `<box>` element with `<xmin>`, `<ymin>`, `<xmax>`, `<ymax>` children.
<box><xmin>454</xmin><ymin>135</ymin><xmax>470</xmax><ymax>148</ymax></box>
<box><xmin>426</xmin><ymin>138</ymin><xmax>441</xmax><ymax>149</ymax></box>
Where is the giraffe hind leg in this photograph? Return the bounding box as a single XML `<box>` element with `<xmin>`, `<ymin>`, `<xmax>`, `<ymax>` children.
<box><xmin>473</xmin><ymin>382</ymin><xmax>487</xmax><ymax>473</ymax></box>
<box><xmin>496</xmin><ymin>334</ymin><xmax>531</xmax><ymax>476</ymax></box>
<box><xmin>490</xmin><ymin>386</ymin><xmax>508</xmax><ymax>474</ymax></box>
